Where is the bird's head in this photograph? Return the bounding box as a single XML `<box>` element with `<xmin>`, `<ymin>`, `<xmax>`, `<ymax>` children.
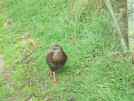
<box><xmin>51</xmin><ymin>44</ymin><xmax>63</xmax><ymax>53</ymax></box>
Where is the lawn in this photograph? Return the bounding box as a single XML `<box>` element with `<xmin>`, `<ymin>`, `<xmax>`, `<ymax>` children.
<box><xmin>0</xmin><ymin>0</ymin><xmax>134</xmax><ymax>101</ymax></box>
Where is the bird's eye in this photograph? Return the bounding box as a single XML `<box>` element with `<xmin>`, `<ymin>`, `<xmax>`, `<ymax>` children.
<box><xmin>53</xmin><ymin>47</ymin><xmax>58</xmax><ymax>50</ymax></box>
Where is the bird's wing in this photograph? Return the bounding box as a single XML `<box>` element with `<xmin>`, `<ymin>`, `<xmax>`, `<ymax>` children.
<box><xmin>61</xmin><ymin>51</ymin><xmax>67</xmax><ymax>64</ymax></box>
<box><xmin>46</xmin><ymin>52</ymin><xmax>54</xmax><ymax>67</ymax></box>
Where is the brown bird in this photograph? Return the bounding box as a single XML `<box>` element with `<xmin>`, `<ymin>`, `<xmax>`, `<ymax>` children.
<box><xmin>46</xmin><ymin>44</ymin><xmax>67</xmax><ymax>82</ymax></box>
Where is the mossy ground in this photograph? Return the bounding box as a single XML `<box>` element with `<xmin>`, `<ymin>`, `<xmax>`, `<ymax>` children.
<box><xmin>0</xmin><ymin>0</ymin><xmax>134</xmax><ymax>101</ymax></box>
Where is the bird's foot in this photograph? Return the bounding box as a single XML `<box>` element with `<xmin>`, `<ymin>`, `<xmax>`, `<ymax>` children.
<box><xmin>53</xmin><ymin>79</ymin><xmax>58</xmax><ymax>84</ymax></box>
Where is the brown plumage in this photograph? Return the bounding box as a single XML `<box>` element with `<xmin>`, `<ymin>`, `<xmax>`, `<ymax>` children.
<box><xmin>46</xmin><ymin>44</ymin><xmax>67</xmax><ymax>82</ymax></box>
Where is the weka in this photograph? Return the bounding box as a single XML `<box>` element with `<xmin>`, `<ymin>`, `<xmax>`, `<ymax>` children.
<box><xmin>46</xmin><ymin>44</ymin><xmax>67</xmax><ymax>82</ymax></box>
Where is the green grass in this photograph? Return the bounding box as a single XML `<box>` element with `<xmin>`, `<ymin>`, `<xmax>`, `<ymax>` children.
<box><xmin>0</xmin><ymin>0</ymin><xmax>134</xmax><ymax>101</ymax></box>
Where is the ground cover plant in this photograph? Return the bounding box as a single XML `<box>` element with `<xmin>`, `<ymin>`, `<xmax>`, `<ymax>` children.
<box><xmin>0</xmin><ymin>0</ymin><xmax>134</xmax><ymax>101</ymax></box>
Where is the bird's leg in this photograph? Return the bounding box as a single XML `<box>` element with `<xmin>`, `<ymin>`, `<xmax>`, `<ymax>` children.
<box><xmin>52</xmin><ymin>72</ymin><xmax>57</xmax><ymax>83</ymax></box>
<box><xmin>48</xmin><ymin>70</ymin><xmax>53</xmax><ymax>78</ymax></box>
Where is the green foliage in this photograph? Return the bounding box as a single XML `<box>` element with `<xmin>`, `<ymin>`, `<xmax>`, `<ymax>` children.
<box><xmin>0</xmin><ymin>0</ymin><xmax>133</xmax><ymax>101</ymax></box>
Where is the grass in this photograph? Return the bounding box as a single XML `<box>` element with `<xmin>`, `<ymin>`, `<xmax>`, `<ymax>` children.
<box><xmin>0</xmin><ymin>0</ymin><xmax>134</xmax><ymax>101</ymax></box>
